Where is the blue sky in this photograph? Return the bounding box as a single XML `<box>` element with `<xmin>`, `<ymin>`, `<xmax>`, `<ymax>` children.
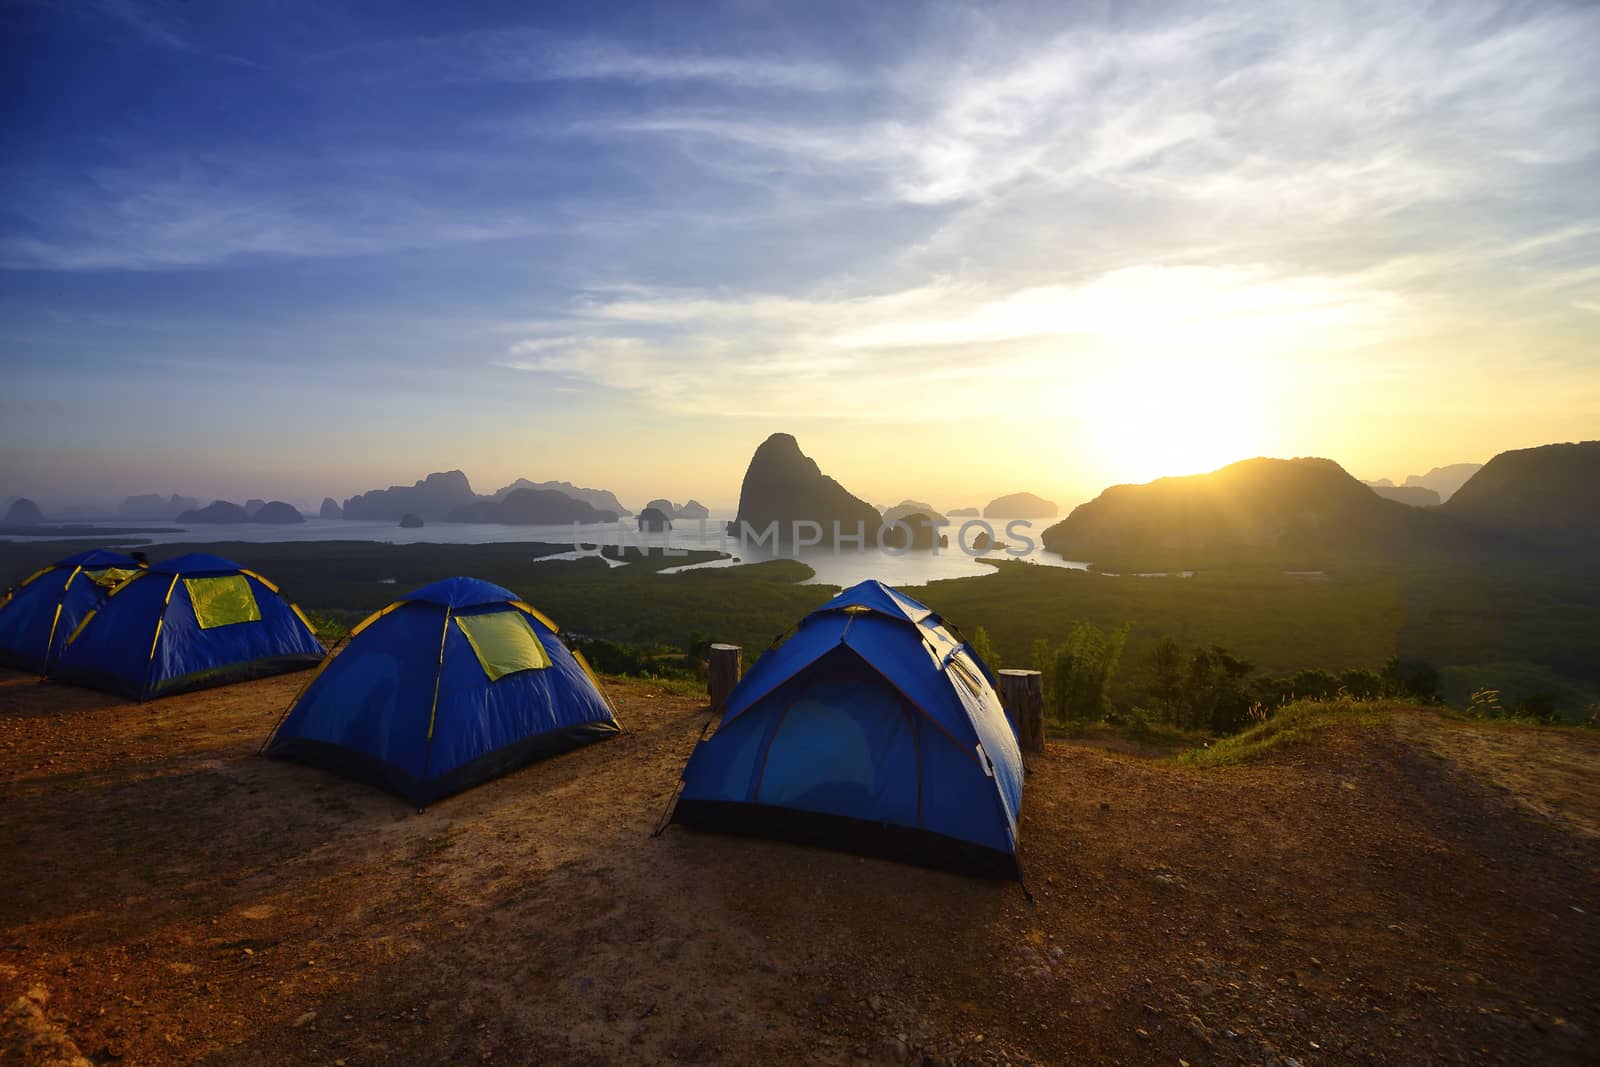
<box><xmin>2</xmin><ymin>0</ymin><xmax>1597</xmax><ymax>512</ymax></box>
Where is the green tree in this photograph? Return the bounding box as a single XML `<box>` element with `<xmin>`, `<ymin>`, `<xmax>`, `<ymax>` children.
<box><xmin>1030</xmin><ymin>637</ymin><xmax>1056</xmax><ymax>705</ymax></box>
<box><xmin>1289</xmin><ymin>667</ymin><xmax>1341</xmax><ymax>701</ymax></box>
<box><xmin>1382</xmin><ymin>657</ymin><xmax>1439</xmax><ymax>702</ymax></box>
<box><xmin>1339</xmin><ymin>668</ymin><xmax>1384</xmax><ymax>701</ymax></box>
<box><xmin>1146</xmin><ymin>636</ymin><xmax>1186</xmax><ymax>724</ymax></box>
<box><xmin>969</xmin><ymin>625</ymin><xmax>999</xmax><ymax>671</ymax></box>
<box><xmin>1186</xmin><ymin>645</ymin><xmax>1255</xmax><ymax>732</ymax></box>
<box><xmin>1037</xmin><ymin>621</ymin><xmax>1130</xmax><ymax>724</ymax></box>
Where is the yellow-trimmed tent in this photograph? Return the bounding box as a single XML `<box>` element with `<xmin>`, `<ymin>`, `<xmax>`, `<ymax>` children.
<box><xmin>263</xmin><ymin>577</ymin><xmax>618</xmax><ymax>805</ymax></box>
<box><xmin>51</xmin><ymin>553</ymin><xmax>322</xmax><ymax>699</ymax></box>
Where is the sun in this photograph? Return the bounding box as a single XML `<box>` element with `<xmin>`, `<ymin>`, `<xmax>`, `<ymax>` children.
<box><xmin>1075</xmin><ymin>356</ymin><xmax>1274</xmax><ymax>485</ymax></box>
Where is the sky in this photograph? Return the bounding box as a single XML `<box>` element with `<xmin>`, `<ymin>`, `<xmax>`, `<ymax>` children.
<box><xmin>2</xmin><ymin>0</ymin><xmax>1597</xmax><ymax>514</ymax></box>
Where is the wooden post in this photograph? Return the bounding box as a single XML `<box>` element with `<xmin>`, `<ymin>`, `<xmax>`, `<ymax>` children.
<box><xmin>997</xmin><ymin>669</ymin><xmax>1045</xmax><ymax>756</ymax></box>
<box><xmin>707</xmin><ymin>643</ymin><xmax>742</xmax><ymax>713</ymax></box>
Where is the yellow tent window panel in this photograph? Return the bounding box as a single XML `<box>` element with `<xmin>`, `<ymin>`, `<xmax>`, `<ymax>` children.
<box><xmin>455</xmin><ymin>611</ymin><xmax>550</xmax><ymax>681</ymax></box>
<box><xmin>86</xmin><ymin>567</ymin><xmax>138</xmax><ymax>589</ymax></box>
<box><xmin>184</xmin><ymin>576</ymin><xmax>262</xmax><ymax>630</ymax></box>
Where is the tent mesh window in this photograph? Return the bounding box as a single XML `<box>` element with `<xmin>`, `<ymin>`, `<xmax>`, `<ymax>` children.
<box><xmin>454</xmin><ymin>611</ymin><xmax>551</xmax><ymax>681</ymax></box>
<box><xmin>183</xmin><ymin>576</ymin><xmax>262</xmax><ymax>629</ymax></box>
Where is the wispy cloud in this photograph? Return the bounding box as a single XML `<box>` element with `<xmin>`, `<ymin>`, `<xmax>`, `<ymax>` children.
<box><xmin>585</xmin><ymin>0</ymin><xmax>1599</xmax><ymax>222</ymax></box>
<box><xmin>481</xmin><ymin>37</ymin><xmax>848</xmax><ymax>93</ymax></box>
<box><xmin>0</xmin><ymin>155</ymin><xmax>558</xmax><ymax>270</ymax></box>
<box><xmin>497</xmin><ymin>265</ymin><xmax>1405</xmax><ymax>419</ymax></box>
<box><xmin>92</xmin><ymin>0</ymin><xmax>260</xmax><ymax>67</ymax></box>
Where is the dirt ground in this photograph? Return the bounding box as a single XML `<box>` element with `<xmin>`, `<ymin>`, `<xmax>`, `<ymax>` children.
<box><xmin>2</xmin><ymin>669</ymin><xmax>1597</xmax><ymax>1066</ymax></box>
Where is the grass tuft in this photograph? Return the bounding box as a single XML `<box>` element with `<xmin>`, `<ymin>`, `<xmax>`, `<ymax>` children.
<box><xmin>1176</xmin><ymin>698</ymin><xmax>1391</xmax><ymax>768</ymax></box>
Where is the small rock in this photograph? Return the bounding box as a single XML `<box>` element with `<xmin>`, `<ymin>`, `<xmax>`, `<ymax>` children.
<box><xmin>292</xmin><ymin>1011</ymin><xmax>316</xmax><ymax>1028</ymax></box>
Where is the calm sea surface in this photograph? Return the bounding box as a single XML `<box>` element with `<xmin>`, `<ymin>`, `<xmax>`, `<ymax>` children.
<box><xmin>5</xmin><ymin>515</ymin><xmax>1094</xmax><ymax>587</ymax></box>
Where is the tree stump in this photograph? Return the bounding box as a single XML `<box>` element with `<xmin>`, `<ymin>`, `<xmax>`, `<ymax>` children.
<box><xmin>707</xmin><ymin>643</ymin><xmax>742</xmax><ymax>713</ymax></box>
<box><xmin>997</xmin><ymin>669</ymin><xmax>1045</xmax><ymax>756</ymax></box>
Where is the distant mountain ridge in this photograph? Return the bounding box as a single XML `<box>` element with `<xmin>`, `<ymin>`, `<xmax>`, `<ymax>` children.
<box><xmin>495</xmin><ymin>479</ymin><xmax>631</xmax><ymax>517</ymax></box>
<box><xmin>342</xmin><ymin>471</ymin><xmax>479</xmax><ymax>521</ymax></box>
<box><xmin>1405</xmin><ymin>463</ymin><xmax>1482</xmax><ymax>502</ymax></box>
<box><xmin>644</xmin><ymin>499</ymin><xmax>712</xmax><ymax>520</ymax></box>
<box><xmin>883</xmin><ymin>500</ymin><xmax>949</xmax><ymax>526</ymax></box>
<box><xmin>448</xmin><ymin>488</ymin><xmax>617</xmax><ymax>525</ymax></box>
<box><xmin>984</xmin><ymin>492</ymin><xmax>1057</xmax><ymax>518</ymax></box>
<box><xmin>1364</xmin><ymin>484</ymin><xmax>1441</xmax><ymax>507</ymax></box>
<box><xmin>1040</xmin><ymin>457</ymin><xmax>1495</xmax><ymax>563</ymax></box>
<box><xmin>118</xmin><ymin>493</ymin><xmax>200</xmax><ymax>520</ymax></box>
<box><xmin>1041</xmin><ymin>447</ymin><xmax>1596</xmax><ymax>565</ymax></box>
<box><xmin>1438</xmin><ymin>441</ymin><xmax>1599</xmax><ymax>548</ymax></box>
<box><xmin>4</xmin><ymin>498</ymin><xmax>43</xmax><ymax>525</ymax></box>
<box><xmin>177</xmin><ymin>500</ymin><xmax>305</xmax><ymax>524</ymax></box>
<box><xmin>342</xmin><ymin>471</ymin><xmax>631</xmax><ymax>523</ymax></box>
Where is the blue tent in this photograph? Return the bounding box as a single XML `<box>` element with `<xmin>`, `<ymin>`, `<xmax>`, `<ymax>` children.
<box><xmin>51</xmin><ymin>553</ymin><xmax>323</xmax><ymax>700</ymax></box>
<box><xmin>670</xmin><ymin>580</ymin><xmax>1024</xmax><ymax>879</ymax></box>
<box><xmin>0</xmin><ymin>549</ymin><xmax>147</xmax><ymax>674</ymax></box>
<box><xmin>263</xmin><ymin>577</ymin><xmax>620</xmax><ymax>806</ymax></box>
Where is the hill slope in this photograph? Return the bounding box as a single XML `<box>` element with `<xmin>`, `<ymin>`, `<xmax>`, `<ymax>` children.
<box><xmin>1039</xmin><ymin>457</ymin><xmax>1488</xmax><ymax>563</ymax></box>
<box><xmin>2</xmin><ymin>677</ymin><xmax>1595</xmax><ymax>1065</ymax></box>
<box><xmin>1439</xmin><ymin>441</ymin><xmax>1600</xmax><ymax>549</ymax></box>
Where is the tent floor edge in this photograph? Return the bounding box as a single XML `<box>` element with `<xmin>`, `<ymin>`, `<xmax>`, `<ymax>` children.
<box><xmin>670</xmin><ymin>798</ymin><xmax>1020</xmax><ymax>881</ymax></box>
<box><xmin>266</xmin><ymin>717</ymin><xmax>622</xmax><ymax>807</ymax></box>
<box><xmin>148</xmin><ymin>654</ymin><xmax>324</xmax><ymax>700</ymax></box>
<box><xmin>50</xmin><ymin>654</ymin><xmax>322</xmax><ymax>702</ymax></box>
<box><xmin>43</xmin><ymin>666</ymin><xmax>149</xmax><ymax>701</ymax></box>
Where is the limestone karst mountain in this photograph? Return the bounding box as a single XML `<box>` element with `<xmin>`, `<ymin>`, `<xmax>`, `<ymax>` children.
<box><xmin>983</xmin><ymin>492</ymin><xmax>1057</xmax><ymax>519</ymax></box>
<box><xmin>726</xmin><ymin>433</ymin><xmax>882</xmax><ymax>548</ymax></box>
<box><xmin>494</xmin><ymin>479</ymin><xmax>631</xmax><ymax>517</ymax></box>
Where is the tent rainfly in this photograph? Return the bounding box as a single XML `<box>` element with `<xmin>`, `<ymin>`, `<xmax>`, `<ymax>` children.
<box><xmin>263</xmin><ymin>577</ymin><xmax>620</xmax><ymax>806</ymax></box>
<box><xmin>669</xmin><ymin>580</ymin><xmax>1023</xmax><ymax>879</ymax></box>
<box><xmin>51</xmin><ymin>553</ymin><xmax>322</xmax><ymax>700</ymax></box>
<box><xmin>0</xmin><ymin>549</ymin><xmax>147</xmax><ymax>674</ymax></box>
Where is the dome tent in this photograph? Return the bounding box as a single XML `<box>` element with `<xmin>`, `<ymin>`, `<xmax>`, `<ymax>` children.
<box><xmin>263</xmin><ymin>577</ymin><xmax>620</xmax><ymax>806</ymax></box>
<box><xmin>51</xmin><ymin>553</ymin><xmax>323</xmax><ymax>700</ymax></box>
<box><xmin>669</xmin><ymin>580</ymin><xmax>1024</xmax><ymax>879</ymax></box>
<box><xmin>0</xmin><ymin>549</ymin><xmax>147</xmax><ymax>674</ymax></box>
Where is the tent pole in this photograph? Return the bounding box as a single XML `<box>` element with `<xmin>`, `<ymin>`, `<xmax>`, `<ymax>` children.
<box><xmin>418</xmin><ymin>607</ymin><xmax>452</xmax><ymax>790</ymax></box>
<box><xmin>259</xmin><ymin>636</ymin><xmax>346</xmax><ymax>756</ymax></box>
